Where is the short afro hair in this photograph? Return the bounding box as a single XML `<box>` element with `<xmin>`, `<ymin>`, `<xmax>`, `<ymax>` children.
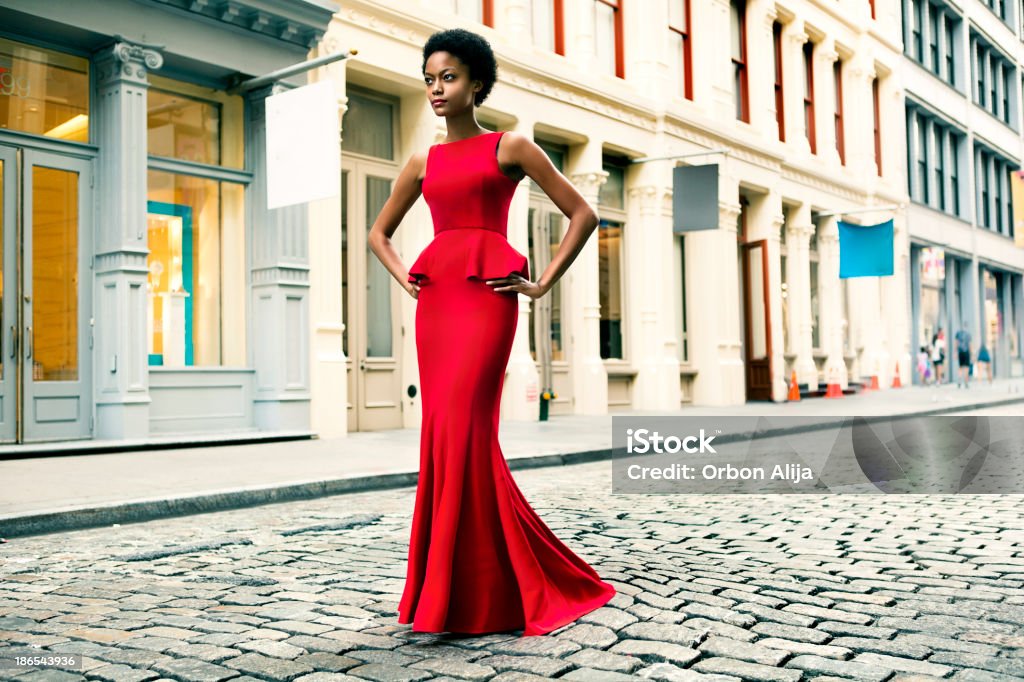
<box><xmin>422</xmin><ymin>28</ymin><xmax>498</xmax><ymax>107</ymax></box>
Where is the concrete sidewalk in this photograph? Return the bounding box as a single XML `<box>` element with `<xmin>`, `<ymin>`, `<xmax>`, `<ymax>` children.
<box><xmin>1</xmin><ymin>379</ymin><xmax>1021</xmax><ymax>539</ymax></box>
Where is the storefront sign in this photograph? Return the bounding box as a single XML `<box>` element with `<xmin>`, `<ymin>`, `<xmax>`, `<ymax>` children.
<box><xmin>673</xmin><ymin>164</ymin><xmax>719</xmax><ymax>232</ymax></box>
<box><xmin>920</xmin><ymin>247</ymin><xmax>945</xmax><ymax>282</ymax></box>
<box><xmin>265</xmin><ymin>80</ymin><xmax>340</xmax><ymax>210</ymax></box>
<box><xmin>838</xmin><ymin>219</ymin><xmax>894</xmax><ymax>278</ymax></box>
<box><xmin>1011</xmin><ymin>171</ymin><xmax>1024</xmax><ymax>248</ymax></box>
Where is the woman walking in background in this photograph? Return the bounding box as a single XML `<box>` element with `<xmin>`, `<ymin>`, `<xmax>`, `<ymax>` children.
<box><xmin>367</xmin><ymin>28</ymin><xmax>615</xmax><ymax>637</ymax></box>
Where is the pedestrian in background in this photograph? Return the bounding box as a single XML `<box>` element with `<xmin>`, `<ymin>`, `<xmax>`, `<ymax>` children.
<box><xmin>977</xmin><ymin>344</ymin><xmax>992</xmax><ymax>383</ymax></box>
<box><xmin>917</xmin><ymin>346</ymin><xmax>932</xmax><ymax>385</ymax></box>
<box><xmin>930</xmin><ymin>327</ymin><xmax>945</xmax><ymax>385</ymax></box>
<box><xmin>955</xmin><ymin>324</ymin><xmax>972</xmax><ymax>388</ymax></box>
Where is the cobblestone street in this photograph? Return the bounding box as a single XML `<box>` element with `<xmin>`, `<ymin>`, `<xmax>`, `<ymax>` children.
<box><xmin>1</xmin><ymin>460</ymin><xmax>1022</xmax><ymax>682</ymax></box>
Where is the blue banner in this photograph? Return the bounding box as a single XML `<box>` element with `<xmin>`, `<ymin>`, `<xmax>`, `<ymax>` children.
<box><xmin>838</xmin><ymin>219</ymin><xmax>894</xmax><ymax>278</ymax></box>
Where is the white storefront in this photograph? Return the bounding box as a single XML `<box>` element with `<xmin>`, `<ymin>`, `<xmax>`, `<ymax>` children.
<box><xmin>309</xmin><ymin>0</ymin><xmax>911</xmax><ymax>436</ymax></box>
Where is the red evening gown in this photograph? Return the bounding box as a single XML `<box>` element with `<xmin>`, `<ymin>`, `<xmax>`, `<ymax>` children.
<box><xmin>397</xmin><ymin>131</ymin><xmax>616</xmax><ymax>637</ymax></box>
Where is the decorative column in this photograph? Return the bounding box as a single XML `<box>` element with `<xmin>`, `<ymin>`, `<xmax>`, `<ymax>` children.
<box><xmin>766</xmin><ymin>200</ymin><xmax>788</xmax><ymax>401</ymax></box>
<box><xmin>818</xmin><ymin>215</ymin><xmax>849</xmax><ymax>390</ymax></box>
<box><xmin>687</xmin><ymin>180</ymin><xmax>745</xmax><ymax>406</ymax></box>
<box><xmin>626</xmin><ymin>183</ymin><xmax>677</xmax><ymax>409</ymax></box>
<box><xmin>816</xmin><ymin>41</ymin><xmax>841</xmax><ymax>166</ymax></box>
<box><xmin>93</xmin><ymin>40</ymin><xmax>163</xmax><ymax>440</ymax></box>
<box><xmin>246</xmin><ymin>85</ymin><xmax>312</xmax><ymax>430</ymax></box>
<box><xmin>308</xmin><ymin>39</ymin><xmax>347</xmax><ymax>438</ymax></box>
<box><xmin>790</xmin><ymin>204</ymin><xmax>817</xmax><ymax>388</ymax></box>
<box><xmin>501</xmin><ymin>118</ymin><xmax>542</xmax><ymax>422</ymax></box>
<box><xmin>760</xmin><ymin>2</ymin><xmax>781</xmax><ymax>143</ymax></box>
<box><xmin>567</xmin><ymin>163</ymin><xmax>609</xmax><ymax>415</ymax></box>
<box><xmin>503</xmin><ymin>0</ymin><xmax>530</xmax><ymax>41</ymax></box>
<box><xmin>623</xmin><ymin>0</ymin><xmax>670</xmax><ymax>100</ymax></box>
<box><xmin>880</xmin><ymin>216</ymin><xmax>912</xmax><ymax>388</ymax></box>
<box><xmin>783</xmin><ymin>22</ymin><xmax>811</xmax><ymax>155</ymax></box>
<box><xmin>711</xmin><ymin>0</ymin><xmax>736</xmax><ymax>122</ymax></box>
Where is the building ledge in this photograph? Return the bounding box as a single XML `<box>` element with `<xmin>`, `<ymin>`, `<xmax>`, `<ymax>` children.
<box><xmin>146</xmin><ymin>0</ymin><xmax>337</xmax><ymax>48</ymax></box>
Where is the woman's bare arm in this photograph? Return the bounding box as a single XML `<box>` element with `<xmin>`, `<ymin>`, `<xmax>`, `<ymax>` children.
<box><xmin>367</xmin><ymin>151</ymin><xmax>428</xmax><ymax>298</ymax></box>
<box><xmin>488</xmin><ymin>132</ymin><xmax>599</xmax><ymax>298</ymax></box>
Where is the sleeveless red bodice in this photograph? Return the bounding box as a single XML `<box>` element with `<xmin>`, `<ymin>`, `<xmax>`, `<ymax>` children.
<box><xmin>408</xmin><ymin>131</ymin><xmax>530</xmax><ymax>285</ymax></box>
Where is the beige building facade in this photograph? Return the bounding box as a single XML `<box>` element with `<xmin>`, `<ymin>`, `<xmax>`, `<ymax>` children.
<box><xmin>309</xmin><ymin>0</ymin><xmax>913</xmax><ymax>437</ymax></box>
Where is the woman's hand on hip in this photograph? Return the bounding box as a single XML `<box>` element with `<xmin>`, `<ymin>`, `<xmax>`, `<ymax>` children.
<box><xmin>486</xmin><ymin>274</ymin><xmax>546</xmax><ymax>299</ymax></box>
<box><xmin>404</xmin><ymin>281</ymin><xmax>421</xmax><ymax>299</ymax></box>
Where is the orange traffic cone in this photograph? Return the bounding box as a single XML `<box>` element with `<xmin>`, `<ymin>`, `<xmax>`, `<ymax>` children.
<box><xmin>891</xmin><ymin>362</ymin><xmax>902</xmax><ymax>389</ymax></box>
<box><xmin>788</xmin><ymin>370</ymin><xmax>800</xmax><ymax>402</ymax></box>
<box><xmin>867</xmin><ymin>374</ymin><xmax>880</xmax><ymax>390</ymax></box>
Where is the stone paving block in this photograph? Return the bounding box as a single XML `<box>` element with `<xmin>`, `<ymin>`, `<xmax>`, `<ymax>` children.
<box><xmin>577</xmin><ymin>607</ymin><xmax>638</xmax><ymax>631</ymax></box>
<box><xmin>471</xmin><ymin>654</ymin><xmax>572</xmax><ymax>678</ymax></box>
<box><xmin>61</xmin><ymin>629</ymin><xmax>136</xmax><ymax>645</ymax></box>
<box><xmin>950</xmin><ymin>669</ymin><xmax>1024</xmax><ymax>682</ymax></box>
<box><xmin>487</xmin><ymin>635</ymin><xmax>581</xmax><ymax>657</ymax></box>
<box><xmin>816</xmin><ymin>621</ymin><xmax>896</xmax><ymax>639</ymax></box>
<box><xmin>222</xmin><ymin>652</ymin><xmax>315</xmax><ymax>681</ymax></box>
<box><xmin>697</xmin><ymin>636</ymin><xmax>789</xmax><ymax>666</ymax></box>
<box><xmin>487</xmin><ymin>671</ymin><xmax>555</xmax><ymax>682</ymax></box>
<box><xmin>559</xmin><ymin>667</ymin><xmax>636</xmax><ymax>681</ymax></box>
<box><xmin>828</xmin><ymin>636</ymin><xmax>931</xmax><ymax>659</ymax></box>
<box><xmin>607</xmin><ymin>639</ymin><xmax>701</xmax><ymax>666</ymax></box>
<box><xmin>759</xmin><ymin>590</ymin><xmax>835</xmax><ymax>608</ymax></box>
<box><xmin>754</xmin><ymin>637</ymin><xmax>852</xmax><ymax>659</ymax></box>
<box><xmin>692</xmin><ymin>656</ymin><xmax>802</xmax><ymax>682</ymax></box>
<box><xmin>680</xmin><ymin>619</ymin><xmax>755</xmax><ymax>643</ymax></box>
<box><xmin>680</xmin><ymin>603</ymin><xmax>756</xmax><ymax>629</ymax></box>
<box><xmin>292</xmin><ymin>652</ymin><xmax>360</xmax><ymax>672</ymax></box>
<box><xmin>751</xmin><ymin>622</ymin><xmax>832</xmax><ymax>644</ymax></box>
<box><xmin>782</xmin><ymin>604</ymin><xmax>874</xmax><ymax>625</ymax></box>
<box><xmin>554</xmin><ymin>624</ymin><xmax>618</xmax><ymax>649</ymax></box>
<box><xmin>235</xmin><ymin>638</ymin><xmax>306</xmax><ymax>659</ymax></box>
<box><xmin>341</xmin><ymin>662</ymin><xmax>431</xmax><ymax>682</ymax></box>
<box><xmin>345</xmin><ymin>649</ymin><xmax>417</xmax><ymax>667</ymax></box>
<box><xmin>82</xmin><ymin>664</ymin><xmax>160</xmax><ymax>682</ymax></box>
<box><xmin>292</xmin><ymin>674</ymin><xmax>363</xmax><ymax>682</ymax></box>
<box><xmin>407</xmin><ymin>656</ymin><xmax>495</xmax><ymax>680</ymax></box>
<box><xmin>10</xmin><ymin>670</ymin><xmax>84</xmax><ymax>682</ymax></box>
<box><xmin>851</xmin><ymin>652</ymin><xmax>953</xmax><ymax>677</ymax></box>
<box><xmin>149</xmin><ymin>657</ymin><xmax>239</xmax><ymax>682</ymax></box>
<box><xmin>564</xmin><ymin>647</ymin><xmax>643</xmax><ymax>674</ymax></box>
<box><xmin>634</xmin><ymin>662</ymin><xmax>741</xmax><ymax>681</ymax></box>
<box><xmin>784</xmin><ymin>654</ymin><xmax>893</xmax><ymax>681</ymax></box>
<box><xmin>926</xmin><ymin>651</ymin><xmax>1023</xmax><ymax>677</ymax></box>
<box><xmin>318</xmin><ymin>631</ymin><xmax>401</xmax><ymax>651</ymax></box>
<box><xmin>734</xmin><ymin>604</ymin><xmax>816</xmax><ymax>628</ymax></box>
<box><xmin>620</xmin><ymin>623</ymin><xmax>705</xmax><ymax>647</ymax></box>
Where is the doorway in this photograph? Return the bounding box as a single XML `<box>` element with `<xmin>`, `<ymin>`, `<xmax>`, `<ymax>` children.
<box><xmin>527</xmin><ymin>202</ymin><xmax>572</xmax><ymax>415</ymax></box>
<box><xmin>0</xmin><ymin>144</ymin><xmax>93</xmax><ymax>442</ymax></box>
<box><xmin>341</xmin><ymin>161</ymin><xmax>403</xmax><ymax>431</ymax></box>
<box><xmin>742</xmin><ymin>238</ymin><xmax>773</xmax><ymax>401</ymax></box>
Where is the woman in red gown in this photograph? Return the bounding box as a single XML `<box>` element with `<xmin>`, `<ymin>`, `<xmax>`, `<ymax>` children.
<box><xmin>368</xmin><ymin>28</ymin><xmax>615</xmax><ymax>637</ymax></box>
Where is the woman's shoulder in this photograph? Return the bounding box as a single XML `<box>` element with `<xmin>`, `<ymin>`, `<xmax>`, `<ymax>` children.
<box><xmin>412</xmin><ymin>149</ymin><xmax>430</xmax><ymax>183</ymax></box>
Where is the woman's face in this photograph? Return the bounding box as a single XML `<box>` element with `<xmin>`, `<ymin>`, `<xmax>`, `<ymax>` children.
<box><xmin>423</xmin><ymin>51</ymin><xmax>479</xmax><ymax>115</ymax></box>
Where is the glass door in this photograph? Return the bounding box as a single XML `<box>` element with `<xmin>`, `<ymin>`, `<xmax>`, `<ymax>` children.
<box><xmin>0</xmin><ymin>145</ymin><xmax>92</xmax><ymax>443</ymax></box>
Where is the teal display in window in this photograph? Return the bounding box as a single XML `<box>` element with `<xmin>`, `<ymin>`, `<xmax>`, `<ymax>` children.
<box><xmin>146</xmin><ymin>201</ymin><xmax>195</xmax><ymax>366</ymax></box>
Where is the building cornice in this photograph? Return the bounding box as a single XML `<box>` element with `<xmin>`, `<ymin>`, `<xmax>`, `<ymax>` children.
<box><xmin>145</xmin><ymin>0</ymin><xmax>336</xmax><ymax>48</ymax></box>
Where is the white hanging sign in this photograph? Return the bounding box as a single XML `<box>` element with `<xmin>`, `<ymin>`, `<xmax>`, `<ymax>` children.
<box><xmin>265</xmin><ymin>80</ymin><xmax>340</xmax><ymax>210</ymax></box>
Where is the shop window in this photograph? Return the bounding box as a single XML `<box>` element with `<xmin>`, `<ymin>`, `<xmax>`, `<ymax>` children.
<box><xmin>146</xmin><ymin>171</ymin><xmax>244</xmax><ymax>367</ymax></box>
<box><xmin>342</xmin><ymin>88</ymin><xmax>396</xmax><ymax>161</ymax></box>
<box><xmin>598</xmin><ymin>219</ymin><xmax>624</xmax><ymax>359</ymax></box>
<box><xmin>147</xmin><ymin>90</ymin><xmax>221</xmax><ymax>166</ymax></box>
<box><xmin>0</xmin><ymin>37</ymin><xmax>88</xmax><ymax>142</ymax></box>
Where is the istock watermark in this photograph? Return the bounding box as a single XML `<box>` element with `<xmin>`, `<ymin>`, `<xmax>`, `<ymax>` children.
<box><xmin>611</xmin><ymin>415</ymin><xmax>1024</xmax><ymax>494</ymax></box>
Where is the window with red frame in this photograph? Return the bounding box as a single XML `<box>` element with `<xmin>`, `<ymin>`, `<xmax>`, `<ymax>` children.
<box><xmin>730</xmin><ymin>0</ymin><xmax>749</xmax><ymax>122</ymax></box>
<box><xmin>834</xmin><ymin>59</ymin><xmax>845</xmax><ymax>165</ymax></box>
<box><xmin>442</xmin><ymin>0</ymin><xmax>495</xmax><ymax>25</ymax></box>
<box><xmin>803</xmin><ymin>40</ymin><xmax>816</xmax><ymax>154</ymax></box>
<box><xmin>873</xmin><ymin>77</ymin><xmax>882</xmax><ymax>176</ymax></box>
<box><xmin>530</xmin><ymin>0</ymin><xmax>565</xmax><ymax>55</ymax></box>
<box><xmin>595</xmin><ymin>0</ymin><xmax>625</xmax><ymax>78</ymax></box>
<box><xmin>868</xmin><ymin>0</ymin><xmax>876</xmax><ymax>19</ymax></box>
<box><xmin>773</xmin><ymin>21</ymin><xmax>785</xmax><ymax>141</ymax></box>
<box><xmin>669</xmin><ymin>0</ymin><xmax>693</xmax><ymax>100</ymax></box>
